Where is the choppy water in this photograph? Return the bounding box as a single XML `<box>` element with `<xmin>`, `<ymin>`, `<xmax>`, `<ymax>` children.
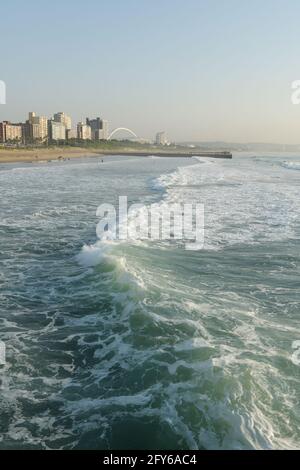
<box><xmin>0</xmin><ymin>153</ymin><xmax>299</xmax><ymax>450</ymax></box>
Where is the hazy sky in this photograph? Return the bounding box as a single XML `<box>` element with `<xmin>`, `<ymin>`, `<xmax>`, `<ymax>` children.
<box><xmin>1</xmin><ymin>0</ymin><xmax>300</xmax><ymax>143</ymax></box>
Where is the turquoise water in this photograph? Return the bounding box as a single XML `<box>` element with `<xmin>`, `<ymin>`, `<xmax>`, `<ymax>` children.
<box><xmin>0</xmin><ymin>153</ymin><xmax>299</xmax><ymax>449</ymax></box>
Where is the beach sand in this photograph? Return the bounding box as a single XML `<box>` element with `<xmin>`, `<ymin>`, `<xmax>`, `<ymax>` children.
<box><xmin>0</xmin><ymin>147</ymin><xmax>103</xmax><ymax>164</ymax></box>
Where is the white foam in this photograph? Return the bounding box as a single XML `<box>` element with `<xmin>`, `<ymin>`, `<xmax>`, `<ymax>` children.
<box><xmin>76</xmin><ymin>242</ymin><xmax>111</xmax><ymax>267</ymax></box>
<box><xmin>150</xmin><ymin>156</ymin><xmax>300</xmax><ymax>250</ymax></box>
<box><xmin>281</xmin><ymin>161</ymin><xmax>300</xmax><ymax>170</ymax></box>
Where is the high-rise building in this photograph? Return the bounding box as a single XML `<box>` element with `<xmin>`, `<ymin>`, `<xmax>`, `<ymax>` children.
<box><xmin>27</xmin><ymin>112</ymin><xmax>48</xmax><ymax>141</ymax></box>
<box><xmin>6</xmin><ymin>123</ymin><xmax>23</xmax><ymax>141</ymax></box>
<box><xmin>0</xmin><ymin>121</ymin><xmax>22</xmax><ymax>142</ymax></box>
<box><xmin>86</xmin><ymin>117</ymin><xmax>109</xmax><ymax>140</ymax></box>
<box><xmin>54</xmin><ymin>112</ymin><xmax>72</xmax><ymax>131</ymax></box>
<box><xmin>86</xmin><ymin>117</ymin><xmax>101</xmax><ymax>140</ymax></box>
<box><xmin>155</xmin><ymin>131</ymin><xmax>167</xmax><ymax>145</ymax></box>
<box><xmin>48</xmin><ymin>120</ymin><xmax>66</xmax><ymax>141</ymax></box>
<box><xmin>101</xmin><ymin>120</ymin><xmax>109</xmax><ymax>140</ymax></box>
<box><xmin>28</xmin><ymin>112</ymin><xmax>36</xmax><ymax>123</ymax></box>
<box><xmin>77</xmin><ymin>122</ymin><xmax>92</xmax><ymax>140</ymax></box>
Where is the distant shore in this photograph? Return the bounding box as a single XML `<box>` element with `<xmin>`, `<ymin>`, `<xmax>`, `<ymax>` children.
<box><xmin>0</xmin><ymin>146</ymin><xmax>232</xmax><ymax>164</ymax></box>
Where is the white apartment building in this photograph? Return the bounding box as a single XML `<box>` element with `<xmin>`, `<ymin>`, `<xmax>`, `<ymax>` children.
<box><xmin>28</xmin><ymin>112</ymin><xmax>48</xmax><ymax>140</ymax></box>
<box><xmin>155</xmin><ymin>131</ymin><xmax>167</xmax><ymax>145</ymax></box>
<box><xmin>0</xmin><ymin>121</ymin><xmax>22</xmax><ymax>142</ymax></box>
<box><xmin>77</xmin><ymin>122</ymin><xmax>92</xmax><ymax>140</ymax></box>
<box><xmin>54</xmin><ymin>112</ymin><xmax>72</xmax><ymax>131</ymax></box>
<box><xmin>49</xmin><ymin>121</ymin><xmax>66</xmax><ymax>141</ymax></box>
<box><xmin>101</xmin><ymin>120</ymin><xmax>109</xmax><ymax>140</ymax></box>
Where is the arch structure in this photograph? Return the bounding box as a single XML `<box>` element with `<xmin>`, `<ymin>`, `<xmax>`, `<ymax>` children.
<box><xmin>108</xmin><ymin>127</ymin><xmax>138</xmax><ymax>140</ymax></box>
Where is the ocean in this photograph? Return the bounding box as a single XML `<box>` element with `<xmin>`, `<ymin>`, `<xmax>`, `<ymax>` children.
<box><xmin>0</xmin><ymin>153</ymin><xmax>299</xmax><ymax>449</ymax></box>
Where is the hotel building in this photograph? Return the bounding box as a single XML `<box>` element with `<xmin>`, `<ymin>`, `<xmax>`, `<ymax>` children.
<box><xmin>0</xmin><ymin>121</ymin><xmax>23</xmax><ymax>142</ymax></box>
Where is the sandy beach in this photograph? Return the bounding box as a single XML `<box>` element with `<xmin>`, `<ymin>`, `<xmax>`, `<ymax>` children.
<box><xmin>0</xmin><ymin>147</ymin><xmax>104</xmax><ymax>164</ymax></box>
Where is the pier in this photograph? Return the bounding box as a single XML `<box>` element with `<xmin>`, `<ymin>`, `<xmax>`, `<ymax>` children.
<box><xmin>102</xmin><ymin>151</ymin><xmax>233</xmax><ymax>159</ymax></box>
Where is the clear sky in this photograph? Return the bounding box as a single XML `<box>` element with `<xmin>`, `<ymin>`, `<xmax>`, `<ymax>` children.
<box><xmin>1</xmin><ymin>0</ymin><xmax>300</xmax><ymax>143</ymax></box>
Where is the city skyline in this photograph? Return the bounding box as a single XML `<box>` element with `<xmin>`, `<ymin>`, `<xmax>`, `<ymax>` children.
<box><xmin>0</xmin><ymin>109</ymin><xmax>169</xmax><ymax>144</ymax></box>
<box><xmin>0</xmin><ymin>110</ymin><xmax>111</xmax><ymax>143</ymax></box>
<box><xmin>1</xmin><ymin>0</ymin><xmax>300</xmax><ymax>143</ymax></box>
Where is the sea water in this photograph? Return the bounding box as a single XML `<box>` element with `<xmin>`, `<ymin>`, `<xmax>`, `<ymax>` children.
<box><xmin>0</xmin><ymin>153</ymin><xmax>299</xmax><ymax>449</ymax></box>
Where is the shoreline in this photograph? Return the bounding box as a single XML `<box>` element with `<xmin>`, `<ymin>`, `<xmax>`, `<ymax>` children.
<box><xmin>0</xmin><ymin>147</ymin><xmax>232</xmax><ymax>164</ymax></box>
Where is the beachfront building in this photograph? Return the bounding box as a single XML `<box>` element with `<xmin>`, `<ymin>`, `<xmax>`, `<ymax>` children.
<box><xmin>101</xmin><ymin>120</ymin><xmax>109</xmax><ymax>140</ymax></box>
<box><xmin>54</xmin><ymin>112</ymin><xmax>72</xmax><ymax>131</ymax></box>
<box><xmin>0</xmin><ymin>123</ymin><xmax>4</xmax><ymax>143</ymax></box>
<box><xmin>48</xmin><ymin>120</ymin><xmax>66</xmax><ymax>141</ymax></box>
<box><xmin>77</xmin><ymin>122</ymin><xmax>92</xmax><ymax>140</ymax></box>
<box><xmin>0</xmin><ymin>121</ymin><xmax>23</xmax><ymax>143</ymax></box>
<box><xmin>86</xmin><ymin>117</ymin><xmax>109</xmax><ymax>140</ymax></box>
<box><xmin>86</xmin><ymin>117</ymin><xmax>101</xmax><ymax>140</ymax></box>
<box><xmin>28</xmin><ymin>112</ymin><xmax>48</xmax><ymax>141</ymax></box>
<box><xmin>155</xmin><ymin>131</ymin><xmax>167</xmax><ymax>145</ymax></box>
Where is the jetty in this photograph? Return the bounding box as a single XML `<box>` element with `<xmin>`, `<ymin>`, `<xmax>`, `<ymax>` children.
<box><xmin>102</xmin><ymin>151</ymin><xmax>233</xmax><ymax>159</ymax></box>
